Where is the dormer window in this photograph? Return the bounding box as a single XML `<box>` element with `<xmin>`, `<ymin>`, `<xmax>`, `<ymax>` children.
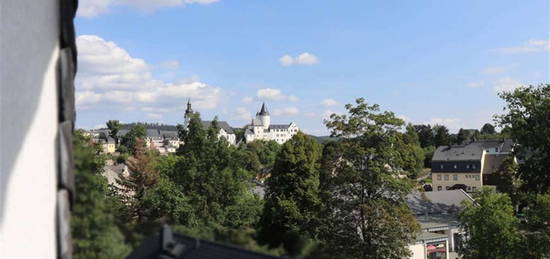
<box><xmin>453</xmin><ymin>164</ymin><xmax>457</xmax><ymax>169</ymax></box>
<box><xmin>440</xmin><ymin>165</ymin><xmax>444</xmax><ymax>169</ymax></box>
<box><xmin>466</xmin><ymin>165</ymin><xmax>470</xmax><ymax>169</ymax></box>
<box><xmin>473</xmin><ymin>165</ymin><xmax>477</xmax><ymax>169</ymax></box>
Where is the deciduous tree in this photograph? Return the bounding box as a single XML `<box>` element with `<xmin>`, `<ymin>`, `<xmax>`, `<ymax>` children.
<box><xmin>458</xmin><ymin>189</ymin><xmax>522</xmax><ymax>259</ymax></box>
<box><xmin>320</xmin><ymin>98</ymin><xmax>420</xmax><ymax>259</ymax></box>
<box><xmin>72</xmin><ymin>131</ymin><xmax>131</xmax><ymax>259</ymax></box>
<box><xmin>258</xmin><ymin>132</ymin><xmax>322</xmax><ymax>255</ymax></box>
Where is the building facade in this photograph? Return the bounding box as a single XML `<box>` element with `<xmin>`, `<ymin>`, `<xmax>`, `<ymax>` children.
<box><xmin>244</xmin><ymin>103</ymin><xmax>299</xmax><ymax>144</ymax></box>
<box><xmin>184</xmin><ymin>100</ymin><xmax>237</xmax><ymax>145</ymax></box>
<box><xmin>431</xmin><ymin>139</ymin><xmax>513</xmax><ymax>192</ymax></box>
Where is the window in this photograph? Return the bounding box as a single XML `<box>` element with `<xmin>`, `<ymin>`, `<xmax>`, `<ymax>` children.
<box><xmin>440</xmin><ymin>164</ymin><xmax>444</xmax><ymax>169</ymax></box>
<box><xmin>437</xmin><ymin>186</ymin><xmax>442</xmax><ymax>191</ymax></box>
<box><xmin>472</xmin><ymin>187</ymin><xmax>477</xmax><ymax>192</ymax></box>
<box><xmin>474</xmin><ymin>175</ymin><xmax>480</xmax><ymax>181</ymax></box>
<box><xmin>467</xmin><ymin>186</ymin><xmax>471</xmax><ymax>191</ymax></box>
<box><xmin>453</xmin><ymin>164</ymin><xmax>457</xmax><ymax>169</ymax></box>
<box><xmin>466</xmin><ymin>164</ymin><xmax>470</xmax><ymax>169</ymax></box>
<box><xmin>437</xmin><ymin>174</ymin><xmax>441</xmax><ymax>180</ymax></box>
<box><xmin>444</xmin><ymin>175</ymin><xmax>449</xmax><ymax>181</ymax></box>
<box><xmin>453</xmin><ymin>175</ymin><xmax>458</xmax><ymax>181</ymax></box>
<box><xmin>472</xmin><ymin>164</ymin><xmax>477</xmax><ymax>169</ymax></box>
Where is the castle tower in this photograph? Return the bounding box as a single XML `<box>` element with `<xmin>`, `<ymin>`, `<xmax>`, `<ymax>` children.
<box><xmin>258</xmin><ymin>102</ymin><xmax>270</xmax><ymax>128</ymax></box>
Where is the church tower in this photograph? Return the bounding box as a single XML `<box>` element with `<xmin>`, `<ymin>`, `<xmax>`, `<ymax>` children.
<box><xmin>184</xmin><ymin>99</ymin><xmax>193</xmax><ymax>126</ymax></box>
<box><xmin>257</xmin><ymin>102</ymin><xmax>270</xmax><ymax>128</ymax></box>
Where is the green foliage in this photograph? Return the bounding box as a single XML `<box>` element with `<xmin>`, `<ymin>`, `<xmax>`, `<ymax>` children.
<box><xmin>106</xmin><ymin>120</ymin><xmax>121</xmax><ymax>142</ymax></box>
<box><xmin>72</xmin><ymin>131</ymin><xmax>131</xmax><ymax>259</ymax></box>
<box><xmin>522</xmin><ymin>193</ymin><xmax>550</xmax><ymax>258</ymax></box>
<box><xmin>259</xmin><ymin>132</ymin><xmax>322</xmax><ymax>255</ymax></box>
<box><xmin>243</xmin><ymin>140</ymin><xmax>281</xmax><ymax>171</ymax></box>
<box><xmin>172</xmin><ymin>113</ymin><xmax>263</xmax><ymax>234</ymax></box>
<box><xmin>116</xmin><ymin>153</ymin><xmax>129</xmax><ymax>164</ymax></box>
<box><xmin>458</xmin><ymin>189</ymin><xmax>522</xmax><ymax>259</ymax></box>
<box><xmin>480</xmin><ymin>123</ymin><xmax>496</xmax><ymax>135</ymax></box>
<box><xmin>433</xmin><ymin>124</ymin><xmax>450</xmax><ymax>146</ymax></box>
<box><xmin>497</xmin><ymin>84</ymin><xmax>550</xmax><ymax>193</ymax></box>
<box><xmin>320</xmin><ymin>98</ymin><xmax>420</xmax><ymax>258</ymax></box>
<box><xmin>456</xmin><ymin>128</ymin><xmax>479</xmax><ymax>144</ymax></box>
<box><xmin>422</xmin><ymin>145</ymin><xmax>436</xmax><ymax>168</ymax></box>
<box><xmin>413</xmin><ymin>124</ymin><xmax>435</xmax><ymax>148</ymax></box>
<box><xmin>119</xmin><ymin>124</ymin><xmax>147</xmax><ymax>154</ymax></box>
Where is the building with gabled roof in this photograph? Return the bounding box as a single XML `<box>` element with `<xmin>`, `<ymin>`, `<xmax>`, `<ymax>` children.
<box><xmin>431</xmin><ymin>139</ymin><xmax>514</xmax><ymax>193</ymax></box>
<box><xmin>184</xmin><ymin>100</ymin><xmax>237</xmax><ymax>145</ymax></box>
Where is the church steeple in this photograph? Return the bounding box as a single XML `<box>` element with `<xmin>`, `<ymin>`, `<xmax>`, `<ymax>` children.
<box><xmin>184</xmin><ymin>99</ymin><xmax>194</xmax><ymax>127</ymax></box>
<box><xmin>185</xmin><ymin>99</ymin><xmax>193</xmax><ymax>117</ymax></box>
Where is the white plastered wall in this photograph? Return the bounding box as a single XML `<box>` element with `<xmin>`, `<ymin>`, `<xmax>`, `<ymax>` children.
<box><xmin>0</xmin><ymin>0</ymin><xmax>60</xmax><ymax>258</ymax></box>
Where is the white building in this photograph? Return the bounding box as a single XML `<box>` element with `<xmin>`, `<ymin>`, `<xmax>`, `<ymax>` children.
<box><xmin>184</xmin><ymin>100</ymin><xmax>237</xmax><ymax>145</ymax></box>
<box><xmin>244</xmin><ymin>103</ymin><xmax>299</xmax><ymax>144</ymax></box>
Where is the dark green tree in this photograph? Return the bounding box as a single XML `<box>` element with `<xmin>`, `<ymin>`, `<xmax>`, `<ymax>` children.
<box><xmin>458</xmin><ymin>189</ymin><xmax>522</xmax><ymax>259</ymax></box>
<box><xmin>456</xmin><ymin>128</ymin><xmax>469</xmax><ymax>144</ymax></box>
<box><xmin>413</xmin><ymin>124</ymin><xmax>434</xmax><ymax>148</ymax></box>
<box><xmin>119</xmin><ymin>124</ymin><xmax>147</xmax><ymax>154</ymax></box>
<box><xmin>320</xmin><ymin>98</ymin><xmax>420</xmax><ymax>259</ymax></box>
<box><xmin>106</xmin><ymin>120</ymin><xmax>121</xmax><ymax>143</ymax></box>
<box><xmin>72</xmin><ymin>131</ymin><xmax>131</xmax><ymax>259</ymax></box>
<box><xmin>258</xmin><ymin>132</ymin><xmax>322</xmax><ymax>255</ymax></box>
<box><xmin>480</xmin><ymin>123</ymin><xmax>496</xmax><ymax>135</ymax></box>
<box><xmin>496</xmin><ymin>84</ymin><xmax>550</xmax><ymax>193</ymax></box>
<box><xmin>522</xmin><ymin>193</ymin><xmax>550</xmax><ymax>258</ymax></box>
<box><xmin>173</xmin><ymin>113</ymin><xmax>262</xmax><ymax>231</ymax></box>
<box><xmin>433</xmin><ymin>124</ymin><xmax>451</xmax><ymax>146</ymax></box>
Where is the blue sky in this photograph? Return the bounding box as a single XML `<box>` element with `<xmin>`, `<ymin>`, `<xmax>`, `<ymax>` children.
<box><xmin>75</xmin><ymin>0</ymin><xmax>549</xmax><ymax>135</ymax></box>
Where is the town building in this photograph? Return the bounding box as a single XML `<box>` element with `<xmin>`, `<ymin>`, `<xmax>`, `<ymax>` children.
<box><xmin>407</xmin><ymin>189</ymin><xmax>474</xmax><ymax>259</ymax></box>
<box><xmin>244</xmin><ymin>103</ymin><xmax>299</xmax><ymax>144</ymax></box>
<box><xmin>183</xmin><ymin>100</ymin><xmax>237</xmax><ymax>145</ymax></box>
<box><xmin>431</xmin><ymin>139</ymin><xmax>513</xmax><ymax>192</ymax></box>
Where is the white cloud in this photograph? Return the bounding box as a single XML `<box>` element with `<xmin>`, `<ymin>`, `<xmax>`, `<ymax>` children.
<box><xmin>321</xmin><ymin>98</ymin><xmax>338</xmax><ymax>107</ymax></box>
<box><xmin>146</xmin><ymin>113</ymin><xmax>163</xmax><ymax>120</ymax></box>
<box><xmin>273</xmin><ymin>107</ymin><xmax>300</xmax><ymax>116</ymax></box>
<box><xmin>256</xmin><ymin>88</ymin><xmax>297</xmax><ymax>102</ymax></box>
<box><xmin>160</xmin><ymin>60</ymin><xmax>180</xmax><ymax>70</ymax></box>
<box><xmin>278</xmin><ymin>52</ymin><xmax>319</xmax><ymax>66</ymax></box>
<box><xmin>242</xmin><ymin>96</ymin><xmax>253</xmax><ymax>104</ymax></box>
<box><xmin>494</xmin><ymin>77</ymin><xmax>523</xmax><ymax>92</ymax></box>
<box><xmin>279</xmin><ymin>55</ymin><xmax>294</xmax><ymax>66</ymax></box>
<box><xmin>234</xmin><ymin>107</ymin><xmax>252</xmax><ymax>121</ymax></box>
<box><xmin>78</xmin><ymin>0</ymin><xmax>220</xmax><ymax>18</ymax></box>
<box><xmin>75</xmin><ymin>35</ymin><xmax>222</xmax><ymax>113</ymax></box>
<box><xmin>494</xmin><ymin>39</ymin><xmax>550</xmax><ymax>54</ymax></box>
<box><xmin>466</xmin><ymin>81</ymin><xmax>483</xmax><ymax>88</ymax></box>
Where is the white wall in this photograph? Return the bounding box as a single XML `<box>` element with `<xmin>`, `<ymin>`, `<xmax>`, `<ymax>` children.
<box><xmin>408</xmin><ymin>243</ymin><xmax>426</xmax><ymax>259</ymax></box>
<box><xmin>0</xmin><ymin>0</ymin><xmax>59</xmax><ymax>258</ymax></box>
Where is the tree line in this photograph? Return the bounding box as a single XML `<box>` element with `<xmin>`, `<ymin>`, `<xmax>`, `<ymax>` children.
<box><xmin>71</xmin><ymin>84</ymin><xmax>550</xmax><ymax>258</ymax></box>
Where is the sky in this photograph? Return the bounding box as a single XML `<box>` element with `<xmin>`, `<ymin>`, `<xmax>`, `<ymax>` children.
<box><xmin>75</xmin><ymin>0</ymin><xmax>549</xmax><ymax>135</ymax></box>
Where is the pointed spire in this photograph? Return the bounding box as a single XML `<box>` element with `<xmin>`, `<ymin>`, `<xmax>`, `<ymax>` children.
<box><xmin>185</xmin><ymin>98</ymin><xmax>193</xmax><ymax>116</ymax></box>
<box><xmin>258</xmin><ymin>102</ymin><xmax>269</xmax><ymax>116</ymax></box>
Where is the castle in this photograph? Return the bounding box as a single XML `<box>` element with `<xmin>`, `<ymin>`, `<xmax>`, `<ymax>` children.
<box><xmin>243</xmin><ymin>103</ymin><xmax>299</xmax><ymax>144</ymax></box>
<box><xmin>184</xmin><ymin>101</ymin><xmax>299</xmax><ymax>145</ymax></box>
